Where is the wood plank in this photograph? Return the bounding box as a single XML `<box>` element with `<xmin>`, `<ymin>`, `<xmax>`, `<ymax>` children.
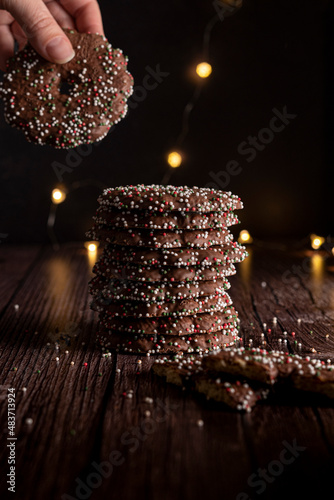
<box><xmin>240</xmin><ymin>403</ymin><xmax>334</xmax><ymax>499</ymax></box>
<box><xmin>0</xmin><ymin>244</ymin><xmax>333</xmax><ymax>500</ymax></box>
<box><xmin>95</xmin><ymin>355</ymin><xmax>253</xmax><ymax>500</ymax></box>
<box><xmin>0</xmin><ymin>245</ymin><xmax>42</xmax><ymax>312</ymax></box>
<box><xmin>231</xmin><ymin>247</ymin><xmax>334</xmax><ymax>359</ymax></box>
<box><xmin>0</xmin><ymin>244</ymin><xmax>110</xmax><ymax>499</ymax></box>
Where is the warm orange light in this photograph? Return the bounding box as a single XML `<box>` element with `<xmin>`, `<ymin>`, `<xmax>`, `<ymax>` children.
<box><xmin>167</xmin><ymin>151</ymin><xmax>182</xmax><ymax>168</ymax></box>
<box><xmin>84</xmin><ymin>241</ymin><xmax>99</xmax><ymax>252</ymax></box>
<box><xmin>311</xmin><ymin>254</ymin><xmax>324</xmax><ymax>285</ymax></box>
<box><xmin>85</xmin><ymin>241</ymin><xmax>99</xmax><ymax>270</ymax></box>
<box><xmin>310</xmin><ymin>234</ymin><xmax>325</xmax><ymax>250</ymax></box>
<box><xmin>238</xmin><ymin>230</ymin><xmax>253</xmax><ymax>244</ymax></box>
<box><xmin>52</xmin><ymin>188</ymin><xmax>66</xmax><ymax>204</ymax></box>
<box><xmin>196</xmin><ymin>62</ymin><xmax>212</xmax><ymax>78</ymax></box>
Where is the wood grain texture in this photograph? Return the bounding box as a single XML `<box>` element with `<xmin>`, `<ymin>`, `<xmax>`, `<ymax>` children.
<box><xmin>0</xmin><ymin>244</ymin><xmax>333</xmax><ymax>500</ymax></box>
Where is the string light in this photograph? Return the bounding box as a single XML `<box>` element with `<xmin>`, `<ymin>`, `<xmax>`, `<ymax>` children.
<box><xmin>238</xmin><ymin>230</ymin><xmax>253</xmax><ymax>244</ymax></box>
<box><xmin>51</xmin><ymin>188</ymin><xmax>66</xmax><ymax>204</ymax></box>
<box><xmin>167</xmin><ymin>151</ymin><xmax>182</xmax><ymax>168</ymax></box>
<box><xmin>196</xmin><ymin>62</ymin><xmax>212</xmax><ymax>78</ymax></box>
<box><xmin>161</xmin><ymin>1</ymin><xmax>243</xmax><ymax>184</ymax></box>
<box><xmin>47</xmin><ymin>179</ymin><xmax>106</xmax><ymax>250</ymax></box>
<box><xmin>310</xmin><ymin>234</ymin><xmax>325</xmax><ymax>250</ymax></box>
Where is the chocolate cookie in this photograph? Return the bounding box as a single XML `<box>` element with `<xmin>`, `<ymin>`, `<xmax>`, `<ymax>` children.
<box><xmin>203</xmin><ymin>347</ymin><xmax>297</xmax><ymax>385</ymax></box>
<box><xmin>0</xmin><ymin>29</ymin><xmax>133</xmax><ymax>148</ymax></box>
<box><xmin>203</xmin><ymin>348</ymin><xmax>334</xmax><ymax>400</ymax></box>
<box><xmin>88</xmin><ymin>185</ymin><xmax>247</xmax><ymax>355</ymax></box>
<box><xmin>102</xmin><ymin>242</ymin><xmax>247</xmax><ymax>267</ymax></box>
<box><xmin>94</xmin><ymin>207</ymin><xmax>239</xmax><ymax>230</ymax></box>
<box><xmin>87</xmin><ymin>226</ymin><xmax>233</xmax><ymax>248</ymax></box>
<box><xmin>290</xmin><ymin>358</ymin><xmax>334</xmax><ymax>399</ymax></box>
<box><xmin>195</xmin><ymin>378</ymin><xmax>262</xmax><ymax>411</ymax></box>
<box><xmin>97</xmin><ymin>185</ymin><xmax>243</xmax><ymax>212</ymax></box>
<box><xmin>93</xmin><ymin>259</ymin><xmax>236</xmax><ymax>282</ymax></box>
<box><xmin>97</xmin><ymin>329</ymin><xmax>237</xmax><ymax>354</ymax></box>
<box><xmin>153</xmin><ymin>354</ymin><xmax>263</xmax><ymax>411</ymax></box>
<box><xmin>91</xmin><ymin>290</ymin><xmax>232</xmax><ymax>318</ymax></box>
<box><xmin>89</xmin><ymin>275</ymin><xmax>231</xmax><ymax>303</ymax></box>
<box><xmin>99</xmin><ymin>307</ymin><xmax>238</xmax><ymax>335</ymax></box>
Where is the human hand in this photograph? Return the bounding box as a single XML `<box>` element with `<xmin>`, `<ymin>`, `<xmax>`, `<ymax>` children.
<box><xmin>0</xmin><ymin>0</ymin><xmax>104</xmax><ymax>71</ymax></box>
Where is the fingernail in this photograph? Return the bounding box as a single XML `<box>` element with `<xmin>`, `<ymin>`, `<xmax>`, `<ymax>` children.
<box><xmin>46</xmin><ymin>37</ymin><xmax>75</xmax><ymax>64</ymax></box>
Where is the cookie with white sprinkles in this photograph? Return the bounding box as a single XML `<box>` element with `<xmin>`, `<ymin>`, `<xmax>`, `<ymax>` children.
<box><xmin>99</xmin><ymin>307</ymin><xmax>238</xmax><ymax>336</ymax></box>
<box><xmin>102</xmin><ymin>242</ymin><xmax>248</xmax><ymax>267</ymax></box>
<box><xmin>98</xmin><ymin>329</ymin><xmax>238</xmax><ymax>354</ymax></box>
<box><xmin>0</xmin><ymin>29</ymin><xmax>133</xmax><ymax>148</ymax></box>
<box><xmin>88</xmin><ymin>184</ymin><xmax>248</xmax><ymax>353</ymax></box>
<box><xmin>203</xmin><ymin>348</ymin><xmax>334</xmax><ymax>401</ymax></box>
<box><xmin>93</xmin><ymin>207</ymin><xmax>240</xmax><ymax>230</ymax></box>
<box><xmin>91</xmin><ymin>289</ymin><xmax>232</xmax><ymax>318</ymax></box>
<box><xmin>93</xmin><ymin>259</ymin><xmax>236</xmax><ymax>282</ymax></box>
<box><xmin>89</xmin><ymin>275</ymin><xmax>231</xmax><ymax>303</ymax></box>
<box><xmin>87</xmin><ymin>226</ymin><xmax>233</xmax><ymax>248</ymax></box>
<box><xmin>97</xmin><ymin>185</ymin><xmax>243</xmax><ymax>212</ymax></box>
<box><xmin>153</xmin><ymin>354</ymin><xmax>264</xmax><ymax>411</ymax></box>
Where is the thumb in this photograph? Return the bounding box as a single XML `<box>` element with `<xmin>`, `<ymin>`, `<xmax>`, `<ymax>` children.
<box><xmin>4</xmin><ymin>0</ymin><xmax>75</xmax><ymax>64</ymax></box>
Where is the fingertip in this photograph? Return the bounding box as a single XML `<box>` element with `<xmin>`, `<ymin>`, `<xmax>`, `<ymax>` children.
<box><xmin>45</xmin><ymin>35</ymin><xmax>75</xmax><ymax>64</ymax></box>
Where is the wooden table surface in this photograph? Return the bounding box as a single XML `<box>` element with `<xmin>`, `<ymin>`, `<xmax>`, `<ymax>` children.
<box><xmin>0</xmin><ymin>243</ymin><xmax>334</xmax><ymax>500</ymax></box>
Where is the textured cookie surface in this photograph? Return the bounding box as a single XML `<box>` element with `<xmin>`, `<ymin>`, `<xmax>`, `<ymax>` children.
<box><xmin>153</xmin><ymin>354</ymin><xmax>263</xmax><ymax>411</ymax></box>
<box><xmin>93</xmin><ymin>259</ymin><xmax>236</xmax><ymax>282</ymax></box>
<box><xmin>203</xmin><ymin>347</ymin><xmax>292</xmax><ymax>384</ymax></box>
<box><xmin>88</xmin><ymin>184</ymin><xmax>247</xmax><ymax>354</ymax></box>
<box><xmin>97</xmin><ymin>185</ymin><xmax>243</xmax><ymax>212</ymax></box>
<box><xmin>94</xmin><ymin>208</ymin><xmax>239</xmax><ymax>229</ymax></box>
<box><xmin>102</xmin><ymin>242</ymin><xmax>247</xmax><ymax>267</ymax></box>
<box><xmin>87</xmin><ymin>226</ymin><xmax>233</xmax><ymax>248</ymax></box>
<box><xmin>89</xmin><ymin>275</ymin><xmax>231</xmax><ymax>303</ymax></box>
<box><xmin>0</xmin><ymin>29</ymin><xmax>133</xmax><ymax>148</ymax></box>
<box><xmin>203</xmin><ymin>348</ymin><xmax>334</xmax><ymax>400</ymax></box>
<box><xmin>99</xmin><ymin>307</ymin><xmax>238</xmax><ymax>335</ymax></box>
<box><xmin>91</xmin><ymin>290</ymin><xmax>232</xmax><ymax>317</ymax></box>
<box><xmin>97</xmin><ymin>329</ymin><xmax>237</xmax><ymax>354</ymax></box>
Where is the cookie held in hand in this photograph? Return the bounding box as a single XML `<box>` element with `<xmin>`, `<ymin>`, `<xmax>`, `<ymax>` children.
<box><xmin>0</xmin><ymin>29</ymin><xmax>133</xmax><ymax>148</ymax></box>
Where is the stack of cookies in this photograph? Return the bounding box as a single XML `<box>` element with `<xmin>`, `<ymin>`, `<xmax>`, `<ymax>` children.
<box><xmin>87</xmin><ymin>185</ymin><xmax>248</xmax><ymax>354</ymax></box>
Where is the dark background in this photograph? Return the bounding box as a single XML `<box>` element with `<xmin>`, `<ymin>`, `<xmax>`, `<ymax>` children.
<box><xmin>0</xmin><ymin>0</ymin><xmax>333</xmax><ymax>243</ymax></box>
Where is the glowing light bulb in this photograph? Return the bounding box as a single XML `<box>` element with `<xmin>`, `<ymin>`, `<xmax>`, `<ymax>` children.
<box><xmin>167</xmin><ymin>151</ymin><xmax>182</xmax><ymax>168</ymax></box>
<box><xmin>84</xmin><ymin>241</ymin><xmax>99</xmax><ymax>252</ymax></box>
<box><xmin>310</xmin><ymin>234</ymin><xmax>325</xmax><ymax>250</ymax></box>
<box><xmin>196</xmin><ymin>62</ymin><xmax>212</xmax><ymax>78</ymax></box>
<box><xmin>238</xmin><ymin>230</ymin><xmax>253</xmax><ymax>244</ymax></box>
<box><xmin>84</xmin><ymin>241</ymin><xmax>99</xmax><ymax>269</ymax></box>
<box><xmin>52</xmin><ymin>188</ymin><xmax>66</xmax><ymax>204</ymax></box>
